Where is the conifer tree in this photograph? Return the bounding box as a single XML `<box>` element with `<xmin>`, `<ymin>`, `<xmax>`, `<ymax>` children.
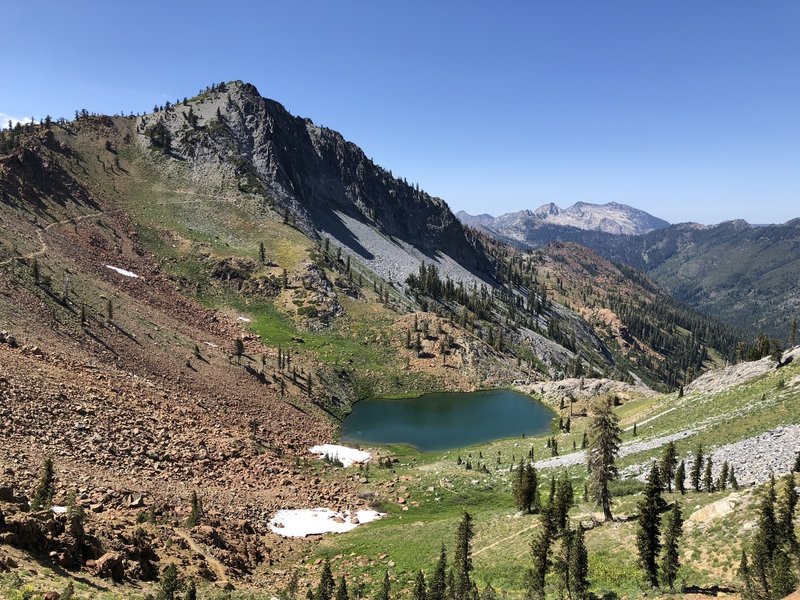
<box><xmin>729</xmin><ymin>465</ymin><xmax>739</xmax><ymax>490</ymax></box>
<box><xmin>454</xmin><ymin>512</ymin><xmax>474</xmax><ymax>600</ymax></box>
<box><xmin>528</xmin><ymin>527</ymin><xmax>552</xmax><ymax>600</ymax></box>
<box><xmin>570</xmin><ymin>526</ymin><xmax>589</xmax><ymax>600</ymax></box>
<box><xmin>157</xmin><ymin>564</ymin><xmax>181</xmax><ymax>600</ymax></box>
<box><xmin>335</xmin><ymin>576</ymin><xmax>349</xmax><ymax>600</ymax></box>
<box><xmin>674</xmin><ymin>460</ymin><xmax>686</xmax><ymax>495</ymax></box>
<box><xmin>690</xmin><ymin>445</ymin><xmax>704</xmax><ymax>492</ymax></box>
<box><xmin>718</xmin><ymin>461</ymin><xmax>729</xmax><ymax>492</ymax></box>
<box><xmin>703</xmin><ymin>457</ymin><xmax>714</xmax><ymax>492</ymax></box>
<box><xmin>586</xmin><ymin>397</ymin><xmax>621</xmax><ymax>521</ymax></box>
<box><xmin>259</xmin><ymin>241</ymin><xmax>266</xmax><ymax>264</ymax></box>
<box><xmin>552</xmin><ymin>475</ymin><xmax>574</xmax><ymax>533</ymax></box>
<box><xmin>635</xmin><ymin>462</ymin><xmax>663</xmax><ymax>587</ymax></box>
<box><xmin>186</xmin><ymin>491</ymin><xmax>202</xmax><ymax>527</ymax></box>
<box><xmin>794</xmin><ymin>451</ymin><xmax>800</xmax><ymax>473</ymax></box>
<box><xmin>31</xmin><ymin>457</ymin><xmax>56</xmax><ymax>511</ymax></box>
<box><xmin>413</xmin><ymin>571</ymin><xmax>427</xmax><ymax>600</ymax></box>
<box><xmin>660</xmin><ymin>442</ymin><xmax>678</xmax><ymax>493</ymax></box>
<box><xmin>316</xmin><ymin>562</ymin><xmax>335</xmax><ymax>600</ymax></box>
<box><xmin>775</xmin><ymin>472</ymin><xmax>798</xmax><ymax>551</ymax></box>
<box><xmin>747</xmin><ymin>475</ymin><xmax>777</xmax><ymax>597</ymax></box>
<box><xmin>428</xmin><ymin>545</ymin><xmax>447</xmax><ymax>600</ymax></box>
<box><xmin>660</xmin><ymin>503</ymin><xmax>683</xmax><ymax>591</ymax></box>
<box><xmin>376</xmin><ymin>571</ymin><xmax>390</xmax><ymax>600</ymax></box>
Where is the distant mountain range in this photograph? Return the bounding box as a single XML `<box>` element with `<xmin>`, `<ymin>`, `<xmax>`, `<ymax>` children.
<box><xmin>457</xmin><ymin>201</ymin><xmax>670</xmax><ymax>238</ymax></box>
<box><xmin>458</xmin><ymin>203</ymin><xmax>799</xmax><ymax>338</ymax></box>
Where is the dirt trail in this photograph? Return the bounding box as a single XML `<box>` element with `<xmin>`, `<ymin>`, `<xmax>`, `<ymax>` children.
<box><xmin>173</xmin><ymin>528</ymin><xmax>228</xmax><ymax>583</ymax></box>
<box><xmin>472</xmin><ymin>522</ymin><xmax>539</xmax><ymax>557</ymax></box>
<box><xmin>0</xmin><ymin>211</ymin><xmax>105</xmax><ymax>267</ymax></box>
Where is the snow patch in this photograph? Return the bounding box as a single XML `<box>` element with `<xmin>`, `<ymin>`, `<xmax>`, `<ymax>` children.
<box><xmin>203</xmin><ymin>342</ymin><xmax>219</xmax><ymax>348</ymax></box>
<box><xmin>237</xmin><ymin>316</ymin><xmax>252</xmax><ymax>323</ymax></box>
<box><xmin>309</xmin><ymin>444</ymin><xmax>371</xmax><ymax>467</ymax></box>
<box><xmin>50</xmin><ymin>505</ymin><xmax>68</xmax><ymax>514</ymax></box>
<box><xmin>269</xmin><ymin>508</ymin><xmax>383</xmax><ymax>537</ymax></box>
<box><xmin>105</xmin><ymin>265</ymin><xmax>140</xmax><ymax>278</ymax></box>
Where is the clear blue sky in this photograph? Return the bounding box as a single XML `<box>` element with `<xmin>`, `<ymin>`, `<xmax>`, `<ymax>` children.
<box><xmin>2</xmin><ymin>1</ymin><xmax>799</xmax><ymax>224</ymax></box>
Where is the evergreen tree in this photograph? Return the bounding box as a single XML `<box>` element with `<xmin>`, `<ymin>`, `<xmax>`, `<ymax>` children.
<box><xmin>30</xmin><ymin>457</ymin><xmax>56</xmax><ymax>511</ymax></box>
<box><xmin>259</xmin><ymin>241</ymin><xmax>266</xmax><ymax>264</ymax></box>
<box><xmin>186</xmin><ymin>491</ymin><xmax>202</xmax><ymax>527</ymax></box>
<box><xmin>674</xmin><ymin>460</ymin><xmax>686</xmax><ymax>495</ymax></box>
<box><xmin>769</xmin><ymin>550</ymin><xmax>797</xmax><ymax>598</ymax></box>
<box><xmin>586</xmin><ymin>397</ymin><xmax>621</xmax><ymax>521</ymax></box>
<box><xmin>703</xmin><ymin>457</ymin><xmax>714</xmax><ymax>492</ymax></box>
<box><xmin>336</xmin><ymin>576</ymin><xmax>349</xmax><ymax>600</ymax></box>
<box><xmin>428</xmin><ymin>545</ymin><xmax>447</xmax><ymax>600</ymax></box>
<box><xmin>554</xmin><ymin>527</ymin><xmax>573</xmax><ymax>599</ymax></box>
<box><xmin>748</xmin><ymin>476</ymin><xmax>777</xmax><ymax>598</ymax></box>
<box><xmin>184</xmin><ymin>580</ymin><xmax>197</xmax><ymax>600</ymax></box>
<box><xmin>660</xmin><ymin>503</ymin><xmax>683</xmax><ymax>591</ymax></box>
<box><xmin>775</xmin><ymin>472</ymin><xmax>798</xmax><ymax>551</ymax></box>
<box><xmin>552</xmin><ymin>475</ymin><xmax>574</xmax><ymax>533</ymax></box>
<box><xmin>793</xmin><ymin>452</ymin><xmax>800</xmax><ymax>473</ymax></box>
<box><xmin>376</xmin><ymin>571</ymin><xmax>390</xmax><ymax>600</ymax></box>
<box><xmin>729</xmin><ymin>465</ymin><xmax>739</xmax><ymax>490</ymax></box>
<box><xmin>660</xmin><ymin>442</ymin><xmax>678</xmax><ymax>493</ymax></box>
<box><xmin>635</xmin><ymin>462</ymin><xmax>663</xmax><ymax>588</ymax></box>
<box><xmin>718</xmin><ymin>461</ymin><xmax>729</xmax><ymax>492</ymax></box>
<box><xmin>570</xmin><ymin>526</ymin><xmax>589</xmax><ymax>600</ymax></box>
<box><xmin>316</xmin><ymin>562</ymin><xmax>335</xmax><ymax>600</ymax></box>
<box><xmin>413</xmin><ymin>571</ymin><xmax>427</xmax><ymax>600</ymax></box>
<box><xmin>528</xmin><ymin>527</ymin><xmax>552</xmax><ymax>600</ymax></box>
<box><xmin>234</xmin><ymin>338</ymin><xmax>245</xmax><ymax>363</ymax></box>
<box><xmin>157</xmin><ymin>564</ymin><xmax>181</xmax><ymax>600</ymax></box>
<box><xmin>690</xmin><ymin>445</ymin><xmax>704</xmax><ymax>492</ymax></box>
<box><xmin>454</xmin><ymin>512</ymin><xmax>474</xmax><ymax>600</ymax></box>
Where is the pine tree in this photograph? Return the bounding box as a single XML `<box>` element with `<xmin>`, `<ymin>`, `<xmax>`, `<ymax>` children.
<box><xmin>413</xmin><ymin>571</ymin><xmax>427</xmax><ymax>600</ymax></box>
<box><xmin>635</xmin><ymin>462</ymin><xmax>663</xmax><ymax>588</ymax></box>
<box><xmin>554</xmin><ymin>527</ymin><xmax>573</xmax><ymax>599</ymax></box>
<box><xmin>729</xmin><ymin>465</ymin><xmax>739</xmax><ymax>490</ymax></box>
<box><xmin>674</xmin><ymin>460</ymin><xmax>686</xmax><ymax>495</ymax></box>
<box><xmin>157</xmin><ymin>564</ymin><xmax>181</xmax><ymax>600</ymax></box>
<box><xmin>660</xmin><ymin>442</ymin><xmax>678</xmax><ymax>493</ymax></box>
<box><xmin>30</xmin><ymin>457</ymin><xmax>56</xmax><ymax>511</ymax></box>
<box><xmin>794</xmin><ymin>452</ymin><xmax>800</xmax><ymax>473</ymax></box>
<box><xmin>316</xmin><ymin>562</ymin><xmax>335</xmax><ymax>600</ymax></box>
<box><xmin>184</xmin><ymin>580</ymin><xmax>197</xmax><ymax>600</ymax></box>
<box><xmin>259</xmin><ymin>241</ymin><xmax>266</xmax><ymax>264</ymax></box>
<box><xmin>703</xmin><ymin>457</ymin><xmax>714</xmax><ymax>492</ymax></box>
<box><xmin>660</xmin><ymin>503</ymin><xmax>683</xmax><ymax>591</ymax></box>
<box><xmin>335</xmin><ymin>576</ymin><xmax>349</xmax><ymax>600</ymax></box>
<box><xmin>428</xmin><ymin>545</ymin><xmax>447</xmax><ymax>600</ymax></box>
<box><xmin>769</xmin><ymin>550</ymin><xmax>797</xmax><ymax>598</ymax></box>
<box><xmin>376</xmin><ymin>571</ymin><xmax>390</xmax><ymax>600</ymax></box>
<box><xmin>186</xmin><ymin>491</ymin><xmax>202</xmax><ymax>527</ymax></box>
<box><xmin>775</xmin><ymin>472</ymin><xmax>798</xmax><ymax>550</ymax></box>
<box><xmin>570</xmin><ymin>526</ymin><xmax>589</xmax><ymax>600</ymax></box>
<box><xmin>749</xmin><ymin>475</ymin><xmax>778</xmax><ymax>597</ymax></box>
<box><xmin>528</xmin><ymin>527</ymin><xmax>552</xmax><ymax>600</ymax></box>
<box><xmin>718</xmin><ymin>461</ymin><xmax>729</xmax><ymax>492</ymax></box>
<box><xmin>586</xmin><ymin>397</ymin><xmax>621</xmax><ymax>521</ymax></box>
<box><xmin>234</xmin><ymin>338</ymin><xmax>245</xmax><ymax>363</ymax></box>
<box><xmin>690</xmin><ymin>445</ymin><xmax>704</xmax><ymax>492</ymax></box>
<box><xmin>454</xmin><ymin>512</ymin><xmax>474</xmax><ymax>600</ymax></box>
<box><xmin>552</xmin><ymin>475</ymin><xmax>574</xmax><ymax>533</ymax></box>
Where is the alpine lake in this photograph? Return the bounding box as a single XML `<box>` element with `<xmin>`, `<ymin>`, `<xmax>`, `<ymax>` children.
<box><xmin>340</xmin><ymin>389</ymin><xmax>554</xmax><ymax>452</ymax></box>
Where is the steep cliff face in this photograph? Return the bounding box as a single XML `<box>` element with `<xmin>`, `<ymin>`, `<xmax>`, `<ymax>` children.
<box><xmin>138</xmin><ymin>81</ymin><xmax>492</xmax><ymax>285</ymax></box>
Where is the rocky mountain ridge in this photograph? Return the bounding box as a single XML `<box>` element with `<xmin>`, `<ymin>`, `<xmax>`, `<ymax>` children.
<box><xmin>457</xmin><ymin>200</ymin><xmax>669</xmax><ymax>237</ymax></box>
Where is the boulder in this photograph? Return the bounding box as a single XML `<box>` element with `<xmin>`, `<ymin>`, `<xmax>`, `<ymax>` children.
<box><xmin>94</xmin><ymin>551</ymin><xmax>125</xmax><ymax>581</ymax></box>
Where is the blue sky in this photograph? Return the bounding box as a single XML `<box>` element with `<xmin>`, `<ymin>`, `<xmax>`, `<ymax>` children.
<box><xmin>2</xmin><ymin>1</ymin><xmax>798</xmax><ymax>224</ymax></box>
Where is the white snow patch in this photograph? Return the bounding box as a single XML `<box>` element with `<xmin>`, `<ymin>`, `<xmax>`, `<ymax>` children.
<box><xmin>105</xmin><ymin>265</ymin><xmax>140</xmax><ymax>278</ymax></box>
<box><xmin>51</xmin><ymin>505</ymin><xmax>68</xmax><ymax>514</ymax></box>
<box><xmin>269</xmin><ymin>508</ymin><xmax>383</xmax><ymax>537</ymax></box>
<box><xmin>309</xmin><ymin>444</ymin><xmax>371</xmax><ymax>467</ymax></box>
<box><xmin>237</xmin><ymin>316</ymin><xmax>252</xmax><ymax>323</ymax></box>
<box><xmin>203</xmin><ymin>342</ymin><xmax>219</xmax><ymax>348</ymax></box>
